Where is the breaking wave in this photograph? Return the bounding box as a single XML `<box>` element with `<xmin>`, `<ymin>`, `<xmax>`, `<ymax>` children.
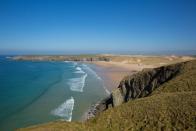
<box><xmin>82</xmin><ymin>64</ymin><xmax>101</xmax><ymax>80</ymax></box>
<box><xmin>82</xmin><ymin>64</ymin><xmax>110</xmax><ymax>95</ymax></box>
<box><xmin>64</xmin><ymin>61</ymin><xmax>78</xmax><ymax>68</ymax></box>
<box><xmin>75</xmin><ymin>67</ymin><xmax>85</xmax><ymax>74</ymax></box>
<box><xmin>68</xmin><ymin>73</ymin><xmax>88</xmax><ymax>92</ymax></box>
<box><xmin>51</xmin><ymin>97</ymin><xmax>75</xmax><ymax>122</ymax></box>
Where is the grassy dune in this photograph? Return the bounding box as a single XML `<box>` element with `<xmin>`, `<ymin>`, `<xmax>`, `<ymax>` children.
<box><xmin>18</xmin><ymin>60</ymin><xmax>196</xmax><ymax>131</ymax></box>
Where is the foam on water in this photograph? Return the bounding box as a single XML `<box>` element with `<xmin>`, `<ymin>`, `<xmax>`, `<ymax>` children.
<box><xmin>51</xmin><ymin>97</ymin><xmax>75</xmax><ymax>122</ymax></box>
<box><xmin>76</xmin><ymin>67</ymin><xmax>81</xmax><ymax>70</ymax></box>
<box><xmin>68</xmin><ymin>73</ymin><xmax>87</xmax><ymax>92</ymax></box>
<box><xmin>82</xmin><ymin>64</ymin><xmax>110</xmax><ymax>95</ymax></box>
<box><xmin>75</xmin><ymin>66</ymin><xmax>85</xmax><ymax>74</ymax></box>
<box><xmin>64</xmin><ymin>61</ymin><xmax>78</xmax><ymax>68</ymax></box>
<box><xmin>82</xmin><ymin>64</ymin><xmax>102</xmax><ymax>80</ymax></box>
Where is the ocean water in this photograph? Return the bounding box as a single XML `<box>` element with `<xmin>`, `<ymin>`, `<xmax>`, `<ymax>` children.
<box><xmin>0</xmin><ymin>56</ymin><xmax>109</xmax><ymax>131</ymax></box>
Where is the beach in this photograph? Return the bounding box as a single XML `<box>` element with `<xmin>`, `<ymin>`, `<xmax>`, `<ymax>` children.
<box><xmin>87</xmin><ymin>55</ymin><xmax>195</xmax><ymax>92</ymax></box>
<box><xmin>81</xmin><ymin>61</ymin><xmax>156</xmax><ymax>120</ymax></box>
<box><xmin>89</xmin><ymin>61</ymin><xmax>155</xmax><ymax>92</ymax></box>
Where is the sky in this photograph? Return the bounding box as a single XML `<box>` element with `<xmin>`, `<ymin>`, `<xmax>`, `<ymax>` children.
<box><xmin>0</xmin><ymin>0</ymin><xmax>196</xmax><ymax>55</ymax></box>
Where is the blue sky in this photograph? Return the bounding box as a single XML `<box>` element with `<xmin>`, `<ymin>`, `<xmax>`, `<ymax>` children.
<box><xmin>0</xmin><ymin>0</ymin><xmax>196</xmax><ymax>54</ymax></box>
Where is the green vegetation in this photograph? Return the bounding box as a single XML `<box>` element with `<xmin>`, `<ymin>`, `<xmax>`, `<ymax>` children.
<box><xmin>18</xmin><ymin>60</ymin><xmax>196</xmax><ymax>131</ymax></box>
<box><xmin>152</xmin><ymin>60</ymin><xmax>196</xmax><ymax>94</ymax></box>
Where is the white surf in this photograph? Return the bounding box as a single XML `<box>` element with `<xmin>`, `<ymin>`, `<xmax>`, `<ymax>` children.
<box><xmin>68</xmin><ymin>73</ymin><xmax>88</xmax><ymax>92</ymax></box>
<box><xmin>51</xmin><ymin>97</ymin><xmax>75</xmax><ymax>122</ymax></box>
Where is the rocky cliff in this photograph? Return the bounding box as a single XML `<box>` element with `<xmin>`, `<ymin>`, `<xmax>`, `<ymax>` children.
<box><xmin>94</xmin><ymin>60</ymin><xmax>194</xmax><ymax>114</ymax></box>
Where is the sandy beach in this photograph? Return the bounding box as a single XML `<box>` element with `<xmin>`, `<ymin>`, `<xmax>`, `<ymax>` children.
<box><xmin>90</xmin><ymin>61</ymin><xmax>155</xmax><ymax>92</ymax></box>
<box><xmin>88</xmin><ymin>55</ymin><xmax>195</xmax><ymax>92</ymax></box>
<box><xmin>82</xmin><ymin>61</ymin><xmax>156</xmax><ymax>120</ymax></box>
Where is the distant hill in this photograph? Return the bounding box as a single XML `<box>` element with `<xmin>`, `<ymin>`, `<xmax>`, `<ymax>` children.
<box><xmin>18</xmin><ymin>60</ymin><xmax>196</xmax><ymax>131</ymax></box>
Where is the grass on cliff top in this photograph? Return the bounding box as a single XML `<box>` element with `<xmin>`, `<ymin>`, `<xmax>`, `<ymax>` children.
<box><xmin>18</xmin><ymin>60</ymin><xmax>196</xmax><ymax>131</ymax></box>
<box><xmin>18</xmin><ymin>92</ymin><xmax>196</xmax><ymax>131</ymax></box>
<box><xmin>152</xmin><ymin>60</ymin><xmax>196</xmax><ymax>94</ymax></box>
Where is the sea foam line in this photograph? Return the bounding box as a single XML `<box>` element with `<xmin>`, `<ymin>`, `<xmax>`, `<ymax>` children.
<box><xmin>82</xmin><ymin>64</ymin><xmax>102</xmax><ymax>80</ymax></box>
<box><xmin>51</xmin><ymin>97</ymin><xmax>75</xmax><ymax>122</ymax></box>
<box><xmin>68</xmin><ymin>73</ymin><xmax>88</xmax><ymax>92</ymax></box>
<box><xmin>75</xmin><ymin>66</ymin><xmax>85</xmax><ymax>74</ymax></box>
<box><xmin>82</xmin><ymin>64</ymin><xmax>110</xmax><ymax>95</ymax></box>
<box><xmin>64</xmin><ymin>61</ymin><xmax>78</xmax><ymax>68</ymax></box>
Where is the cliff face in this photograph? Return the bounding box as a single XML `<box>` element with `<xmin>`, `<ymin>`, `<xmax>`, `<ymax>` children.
<box><xmin>95</xmin><ymin>61</ymin><xmax>193</xmax><ymax>113</ymax></box>
<box><xmin>112</xmin><ymin>62</ymin><xmax>184</xmax><ymax>106</ymax></box>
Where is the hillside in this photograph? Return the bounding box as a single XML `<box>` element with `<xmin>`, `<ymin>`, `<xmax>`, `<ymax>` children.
<box><xmin>18</xmin><ymin>60</ymin><xmax>196</xmax><ymax>131</ymax></box>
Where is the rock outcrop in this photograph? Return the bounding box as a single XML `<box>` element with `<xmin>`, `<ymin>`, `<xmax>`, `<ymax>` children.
<box><xmin>94</xmin><ymin>61</ymin><xmax>190</xmax><ymax>113</ymax></box>
<box><xmin>112</xmin><ymin>62</ymin><xmax>185</xmax><ymax>106</ymax></box>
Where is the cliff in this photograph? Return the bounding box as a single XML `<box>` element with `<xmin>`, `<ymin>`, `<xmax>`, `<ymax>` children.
<box><xmin>112</xmin><ymin>61</ymin><xmax>187</xmax><ymax>106</ymax></box>
<box><xmin>18</xmin><ymin>60</ymin><xmax>196</xmax><ymax>131</ymax></box>
<box><xmin>92</xmin><ymin>60</ymin><xmax>195</xmax><ymax>114</ymax></box>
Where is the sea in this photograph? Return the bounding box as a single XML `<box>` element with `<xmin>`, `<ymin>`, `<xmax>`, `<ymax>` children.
<box><xmin>0</xmin><ymin>56</ymin><xmax>109</xmax><ymax>131</ymax></box>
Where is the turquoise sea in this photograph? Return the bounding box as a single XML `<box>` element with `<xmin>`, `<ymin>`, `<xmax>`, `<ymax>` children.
<box><xmin>0</xmin><ymin>56</ymin><xmax>109</xmax><ymax>131</ymax></box>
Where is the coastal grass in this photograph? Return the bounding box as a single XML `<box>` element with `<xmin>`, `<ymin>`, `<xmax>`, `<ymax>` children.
<box><xmin>85</xmin><ymin>92</ymin><xmax>196</xmax><ymax>131</ymax></box>
<box><xmin>18</xmin><ymin>60</ymin><xmax>196</xmax><ymax>131</ymax></box>
<box><xmin>106</xmin><ymin>55</ymin><xmax>194</xmax><ymax>66</ymax></box>
<box><xmin>18</xmin><ymin>92</ymin><xmax>196</xmax><ymax>131</ymax></box>
<box><xmin>152</xmin><ymin>60</ymin><xmax>196</xmax><ymax>94</ymax></box>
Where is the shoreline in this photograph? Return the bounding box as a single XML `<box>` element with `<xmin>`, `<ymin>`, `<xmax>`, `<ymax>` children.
<box><xmin>88</xmin><ymin>61</ymin><xmax>154</xmax><ymax>91</ymax></box>
<box><xmin>81</xmin><ymin>61</ymin><xmax>155</xmax><ymax>121</ymax></box>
